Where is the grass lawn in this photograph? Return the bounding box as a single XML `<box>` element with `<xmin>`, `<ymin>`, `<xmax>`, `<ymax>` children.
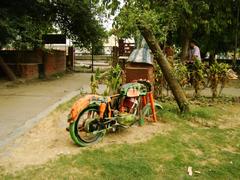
<box><xmin>1</xmin><ymin>101</ymin><xmax>240</xmax><ymax>179</ymax></box>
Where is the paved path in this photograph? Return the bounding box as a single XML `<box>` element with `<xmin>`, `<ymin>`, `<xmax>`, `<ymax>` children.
<box><xmin>187</xmin><ymin>87</ymin><xmax>240</xmax><ymax>97</ymax></box>
<box><xmin>0</xmin><ymin>73</ymin><xmax>106</xmax><ymax>148</ymax></box>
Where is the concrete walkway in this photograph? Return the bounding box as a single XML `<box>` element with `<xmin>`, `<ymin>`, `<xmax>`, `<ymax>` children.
<box><xmin>0</xmin><ymin>73</ymin><xmax>103</xmax><ymax>148</ymax></box>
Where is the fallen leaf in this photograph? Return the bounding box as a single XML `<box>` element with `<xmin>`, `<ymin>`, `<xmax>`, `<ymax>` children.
<box><xmin>194</xmin><ymin>170</ymin><xmax>201</xmax><ymax>174</ymax></box>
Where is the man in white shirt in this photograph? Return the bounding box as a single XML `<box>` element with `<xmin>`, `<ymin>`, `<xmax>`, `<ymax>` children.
<box><xmin>188</xmin><ymin>40</ymin><xmax>201</xmax><ymax>63</ymax></box>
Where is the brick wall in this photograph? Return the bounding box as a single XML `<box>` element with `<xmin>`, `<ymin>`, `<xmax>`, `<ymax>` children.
<box><xmin>43</xmin><ymin>50</ymin><xmax>66</xmax><ymax>77</ymax></box>
<box><xmin>20</xmin><ymin>64</ymin><xmax>39</xmax><ymax>79</ymax></box>
<box><xmin>6</xmin><ymin>64</ymin><xmax>39</xmax><ymax>79</ymax></box>
<box><xmin>0</xmin><ymin>50</ymin><xmax>42</xmax><ymax>64</ymax></box>
<box><xmin>0</xmin><ymin>49</ymin><xmax>66</xmax><ymax>80</ymax></box>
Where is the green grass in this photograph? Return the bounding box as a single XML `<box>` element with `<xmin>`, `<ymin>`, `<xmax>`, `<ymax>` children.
<box><xmin>159</xmin><ymin>102</ymin><xmax>222</xmax><ymax>122</ymax></box>
<box><xmin>1</xmin><ymin>103</ymin><xmax>240</xmax><ymax>179</ymax></box>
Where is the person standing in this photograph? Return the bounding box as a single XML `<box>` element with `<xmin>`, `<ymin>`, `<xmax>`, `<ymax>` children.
<box><xmin>187</xmin><ymin>40</ymin><xmax>202</xmax><ymax>89</ymax></box>
<box><xmin>188</xmin><ymin>40</ymin><xmax>201</xmax><ymax>63</ymax></box>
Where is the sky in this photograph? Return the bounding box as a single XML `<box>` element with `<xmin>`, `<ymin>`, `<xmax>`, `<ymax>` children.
<box><xmin>102</xmin><ymin>0</ymin><xmax>125</xmax><ymax>31</ymax></box>
<box><xmin>103</xmin><ymin>17</ymin><xmax>114</xmax><ymax>30</ymax></box>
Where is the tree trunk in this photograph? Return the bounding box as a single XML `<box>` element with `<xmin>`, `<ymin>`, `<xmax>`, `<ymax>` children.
<box><xmin>209</xmin><ymin>51</ymin><xmax>216</xmax><ymax>66</ymax></box>
<box><xmin>181</xmin><ymin>38</ymin><xmax>189</xmax><ymax>62</ymax></box>
<box><xmin>137</xmin><ymin>21</ymin><xmax>189</xmax><ymax>113</ymax></box>
<box><xmin>0</xmin><ymin>56</ymin><xmax>17</xmax><ymax>81</ymax></box>
<box><xmin>180</xmin><ymin>28</ymin><xmax>191</xmax><ymax>62</ymax></box>
<box><xmin>233</xmin><ymin>4</ymin><xmax>239</xmax><ymax>66</ymax></box>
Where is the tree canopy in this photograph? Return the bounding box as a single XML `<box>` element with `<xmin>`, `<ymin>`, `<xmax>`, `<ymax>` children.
<box><xmin>0</xmin><ymin>0</ymin><xmax>106</xmax><ymax>49</ymax></box>
<box><xmin>103</xmin><ymin>0</ymin><xmax>240</xmax><ymax>60</ymax></box>
<box><xmin>1</xmin><ymin>0</ymin><xmax>239</xmax><ymax>55</ymax></box>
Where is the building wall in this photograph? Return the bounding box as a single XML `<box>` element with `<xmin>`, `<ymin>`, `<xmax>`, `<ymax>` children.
<box><xmin>0</xmin><ymin>49</ymin><xmax>66</xmax><ymax>80</ymax></box>
<box><xmin>44</xmin><ymin>50</ymin><xmax>66</xmax><ymax>77</ymax></box>
<box><xmin>7</xmin><ymin>64</ymin><xmax>39</xmax><ymax>79</ymax></box>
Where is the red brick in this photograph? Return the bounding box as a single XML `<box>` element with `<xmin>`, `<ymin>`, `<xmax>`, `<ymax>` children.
<box><xmin>43</xmin><ymin>51</ymin><xmax>66</xmax><ymax>77</ymax></box>
<box><xmin>7</xmin><ymin>64</ymin><xmax>39</xmax><ymax>79</ymax></box>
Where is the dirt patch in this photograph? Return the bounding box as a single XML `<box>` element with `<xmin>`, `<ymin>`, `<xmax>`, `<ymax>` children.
<box><xmin>0</xmin><ymin>109</ymin><xmax>172</xmax><ymax>172</ymax></box>
<box><xmin>200</xmin><ymin>158</ymin><xmax>220</xmax><ymax>166</ymax></box>
<box><xmin>222</xmin><ymin>146</ymin><xmax>240</xmax><ymax>155</ymax></box>
<box><xmin>217</xmin><ymin>105</ymin><xmax>240</xmax><ymax>129</ymax></box>
<box><xmin>218</xmin><ymin>115</ymin><xmax>240</xmax><ymax>129</ymax></box>
<box><xmin>187</xmin><ymin>117</ymin><xmax>218</xmax><ymax>129</ymax></box>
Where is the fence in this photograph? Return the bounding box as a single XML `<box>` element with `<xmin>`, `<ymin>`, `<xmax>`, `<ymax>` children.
<box><xmin>74</xmin><ymin>46</ymin><xmax>113</xmax><ymax>72</ymax></box>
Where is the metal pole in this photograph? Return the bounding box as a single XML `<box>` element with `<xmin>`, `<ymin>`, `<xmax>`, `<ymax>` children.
<box><xmin>90</xmin><ymin>0</ymin><xmax>94</xmax><ymax>73</ymax></box>
<box><xmin>92</xmin><ymin>43</ymin><xmax>94</xmax><ymax>73</ymax></box>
